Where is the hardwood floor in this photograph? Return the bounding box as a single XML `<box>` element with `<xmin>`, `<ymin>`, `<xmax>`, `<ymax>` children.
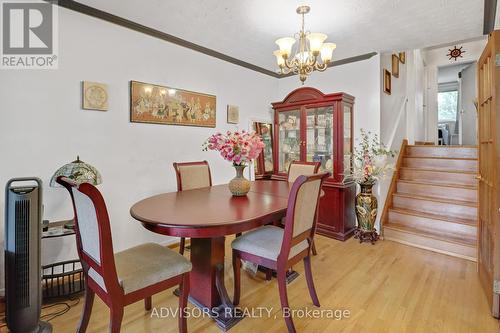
<box><xmin>42</xmin><ymin>236</ymin><xmax>498</xmax><ymax>333</ymax></box>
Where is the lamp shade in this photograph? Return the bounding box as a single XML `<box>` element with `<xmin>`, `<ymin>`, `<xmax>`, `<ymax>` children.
<box><xmin>273</xmin><ymin>50</ymin><xmax>285</xmax><ymax>66</ymax></box>
<box><xmin>320</xmin><ymin>42</ymin><xmax>337</xmax><ymax>62</ymax></box>
<box><xmin>307</xmin><ymin>33</ymin><xmax>327</xmax><ymax>54</ymax></box>
<box><xmin>275</xmin><ymin>37</ymin><xmax>296</xmax><ymax>57</ymax></box>
<box><xmin>50</xmin><ymin>156</ymin><xmax>102</xmax><ymax>187</ymax></box>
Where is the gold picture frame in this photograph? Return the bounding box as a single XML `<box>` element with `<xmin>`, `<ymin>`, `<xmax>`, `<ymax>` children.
<box><xmin>392</xmin><ymin>54</ymin><xmax>399</xmax><ymax>78</ymax></box>
<box><xmin>383</xmin><ymin>69</ymin><xmax>392</xmax><ymax>95</ymax></box>
<box><xmin>82</xmin><ymin>81</ymin><xmax>108</xmax><ymax>111</ymax></box>
<box><xmin>227</xmin><ymin>105</ymin><xmax>239</xmax><ymax>124</ymax></box>
<box><xmin>130</xmin><ymin>80</ymin><xmax>216</xmax><ymax>127</ymax></box>
<box><xmin>398</xmin><ymin>52</ymin><xmax>406</xmax><ymax>64</ymax></box>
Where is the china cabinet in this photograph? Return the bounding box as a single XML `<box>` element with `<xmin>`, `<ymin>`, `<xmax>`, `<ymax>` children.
<box><xmin>271</xmin><ymin>87</ymin><xmax>356</xmax><ymax>240</ymax></box>
<box><xmin>253</xmin><ymin>122</ymin><xmax>274</xmax><ymax>179</ymax></box>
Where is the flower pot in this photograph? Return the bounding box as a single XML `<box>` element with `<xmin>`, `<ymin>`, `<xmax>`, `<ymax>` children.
<box><xmin>354</xmin><ymin>182</ymin><xmax>379</xmax><ymax>244</ymax></box>
<box><xmin>229</xmin><ymin>165</ymin><xmax>251</xmax><ymax>196</ymax></box>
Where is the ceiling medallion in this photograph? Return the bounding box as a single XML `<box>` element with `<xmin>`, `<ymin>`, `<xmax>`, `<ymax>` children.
<box><xmin>273</xmin><ymin>5</ymin><xmax>336</xmax><ymax>84</ymax></box>
<box><xmin>446</xmin><ymin>46</ymin><xmax>465</xmax><ymax>61</ymax></box>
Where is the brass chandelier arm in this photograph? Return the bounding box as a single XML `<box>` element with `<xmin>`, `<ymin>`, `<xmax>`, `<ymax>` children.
<box><xmin>314</xmin><ymin>62</ymin><xmax>328</xmax><ymax>72</ymax></box>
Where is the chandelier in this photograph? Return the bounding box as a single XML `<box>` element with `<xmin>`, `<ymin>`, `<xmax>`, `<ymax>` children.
<box><xmin>273</xmin><ymin>5</ymin><xmax>336</xmax><ymax>84</ymax></box>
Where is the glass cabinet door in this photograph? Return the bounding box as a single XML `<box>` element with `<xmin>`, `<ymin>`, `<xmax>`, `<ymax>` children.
<box><xmin>260</xmin><ymin>123</ymin><xmax>274</xmax><ymax>173</ymax></box>
<box><xmin>343</xmin><ymin>105</ymin><xmax>352</xmax><ymax>176</ymax></box>
<box><xmin>253</xmin><ymin>122</ymin><xmax>273</xmax><ymax>175</ymax></box>
<box><xmin>305</xmin><ymin>106</ymin><xmax>334</xmax><ymax>173</ymax></box>
<box><xmin>278</xmin><ymin>109</ymin><xmax>301</xmax><ymax>173</ymax></box>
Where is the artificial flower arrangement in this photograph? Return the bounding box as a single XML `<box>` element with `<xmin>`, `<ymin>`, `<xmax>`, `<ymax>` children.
<box><xmin>203</xmin><ymin>130</ymin><xmax>264</xmax><ymax>196</ymax></box>
<box><xmin>344</xmin><ymin>129</ymin><xmax>397</xmax><ymax>244</ymax></box>
<box><xmin>203</xmin><ymin>130</ymin><xmax>264</xmax><ymax>165</ymax></box>
<box><xmin>345</xmin><ymin>129</ymin><xmax>396</xmax><ymax>185</ymax></box>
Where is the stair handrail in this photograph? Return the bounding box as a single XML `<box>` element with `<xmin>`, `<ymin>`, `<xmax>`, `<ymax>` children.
<box><xmin>379</xmin><ymin>95</ymin><xmax>408</xmax><ymax>235</ymax></box>
<box><xmin>386</xmin><ymin>96</ymin><xmax>408</xmax><ymax>150</ymax></box>
<box><xmin>380</xmin><ymin>139</ymin><xmax>408</xmax><ymax>233</ymax></box>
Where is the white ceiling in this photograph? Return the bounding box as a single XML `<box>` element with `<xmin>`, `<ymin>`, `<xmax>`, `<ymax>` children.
<box><xmin>79</xmin><ymin>0</ymin><xmax>484</xmax><ymax>71</ymax></box>
<box><xmin>438</xmin><ymin>62</ymin><xmax>473</xmax><ymax>84</ymax></box>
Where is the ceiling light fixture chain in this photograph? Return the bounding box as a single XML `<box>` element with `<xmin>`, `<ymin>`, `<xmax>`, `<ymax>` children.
<box><xmin>273</xmin><ymin>5</ymin><xmax>336</xmax><ymax>84</ymax></box>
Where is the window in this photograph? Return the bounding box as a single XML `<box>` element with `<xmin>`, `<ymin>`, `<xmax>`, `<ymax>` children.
<box><xmin>438</xmin><ymin>90</ymin><xmax>458</xmax><ymax>122</ymax></box>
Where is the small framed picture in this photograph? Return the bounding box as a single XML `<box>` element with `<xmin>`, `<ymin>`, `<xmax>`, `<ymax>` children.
<box><xmin>82</xmin><ymin>81</ymin><xmax>108</xmax><ymax>111</ymax></box>
<box><xmin>392</xmin><ymin>54</ymin><xmax>399</xmax><ymax>78</ymax></box>
<box><xmin>383</xmin><ymin>69</ymin><xmax>392</xmax><ymax>95</ymax></box>
<box><xmin>227</xmin><ymin>105</ymin><xmax>239</xmax><ymax>124</ymax></box>
<box><xmin>398</xmin><ymin>52</ymin><xmax>406</xmax><ymax>64</ymax></box>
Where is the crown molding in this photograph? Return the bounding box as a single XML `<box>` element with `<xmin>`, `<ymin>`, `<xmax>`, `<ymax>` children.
<box><xmin>46</xmin><ymin>0</ymin><xmax>377</xmax><ymax>78</ymax></box>
<box><xmin>422</xmin><ymin>36</ymin><xmax>487</xmax><ymax>51</ymax></box>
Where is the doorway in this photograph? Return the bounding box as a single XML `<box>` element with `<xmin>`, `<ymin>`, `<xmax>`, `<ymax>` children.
<box><xmin>436</xmin><ymin>61</ymin><xmax>477</xmax><ymax>145</ymax></box>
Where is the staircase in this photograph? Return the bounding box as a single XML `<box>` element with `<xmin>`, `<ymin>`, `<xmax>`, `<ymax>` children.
<box><xmin>383</xmin><ymin>144</ymin><xmax>478</xmax><ymax>261</ymax></box>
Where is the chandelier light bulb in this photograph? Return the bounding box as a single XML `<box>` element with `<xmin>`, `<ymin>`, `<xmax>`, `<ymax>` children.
<box><xmin>295</xmin><ymin>51</ymin><xmax>310</xmax><ymax>63</ymax></box>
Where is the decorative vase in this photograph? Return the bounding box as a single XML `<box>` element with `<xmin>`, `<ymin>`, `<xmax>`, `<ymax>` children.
<box><xmin>229</xmin><ymin>165</ymin><xmax>251</xmax><ymax>196</ymax></box>
<box><xmin>354</xmin><ymin>182</ymin><xmax>380</xmax><ymax>244</ymax></box>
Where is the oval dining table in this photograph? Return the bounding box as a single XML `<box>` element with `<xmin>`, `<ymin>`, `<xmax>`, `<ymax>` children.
<box><xmin>130</xmin><ymin>180</ymin><xmax>292</xmax><ymax>331</ymax></box>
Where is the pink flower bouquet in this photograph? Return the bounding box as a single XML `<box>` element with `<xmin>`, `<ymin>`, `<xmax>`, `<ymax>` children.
<box><xmin>203</xmin><ymin>130</ymin><xmax>265</xmax><ymax>166</ymax></box>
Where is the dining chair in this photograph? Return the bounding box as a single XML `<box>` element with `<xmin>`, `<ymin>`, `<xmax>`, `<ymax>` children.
<box><xmin>173</xmin><ymin>160</ymin><xmax>212</xmax><ymax>255</ymax></box>
<box><xmin>288</xmin><ymin>160</ymin><xmax>321</xmax><ymax>256</ymax></box>
<box><xmin>57</xmin><ymin>177</ymin><xmax>192</xmax><ymax>333</ymax></box>
<box><xmin>287</xmin><ymin>161</ymin><xmax>321</xmax><ymax>183</ymax></box>
<box><xmin>232</xmin><ymin>173</ymin><xmax>329</xmax><ymax>333</ymax></box>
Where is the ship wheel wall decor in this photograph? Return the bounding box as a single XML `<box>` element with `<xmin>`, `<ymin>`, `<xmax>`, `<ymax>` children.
<box><xmin>447</xmin><ymin>46</ymin><xmax>465</xmax><ymax>61</ymax></box>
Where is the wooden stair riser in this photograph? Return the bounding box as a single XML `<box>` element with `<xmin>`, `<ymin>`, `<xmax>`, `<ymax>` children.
<box><xmin>406</xmin><ymin>146</ymin><xmax>478</xmax><ymax>159</ymax></box>
<box><xmin>403</xmin><ymin>157</ymin><xmax>477</xmax><ymax>172</ymax></box>
<box><xmin>392</xmin><ymin>195</ymin><xmax>477</xmax><ymax>220</ymax></box>
<box><xmin>400</xmin><ymin>169</ymin><xmax>477</xmax><ymax>186</ymax></box>
<box><xmin>396</xmin><ymin>182</ymin><xmax>477</xmax><ymax>202</ymax></box>
<box><xmin>388</xmin><ymin>210</ymin><xmax>477</xmax><ymax>238</ymax></box>
<box><xmin>383</xmin><ymin>227</ymin><xmax>476</xmax><ymax>261</ymax></box>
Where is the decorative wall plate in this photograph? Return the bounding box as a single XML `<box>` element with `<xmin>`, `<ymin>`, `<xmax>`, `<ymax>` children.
<box><xmin>447</xmin><ymin>46</ymin><xmax>465</xmax><ymax>61</ymax></box>
<box><xmin>82</xmin><ymin>81</ymin><xmax>108</xmax><ymax>111</ymax></box>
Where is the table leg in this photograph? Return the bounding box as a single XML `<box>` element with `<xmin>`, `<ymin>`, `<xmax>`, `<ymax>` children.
<box><xmin>188</xmin><ymin>237</ymin><xmax>243</xmax><ymax>331</ymax></box>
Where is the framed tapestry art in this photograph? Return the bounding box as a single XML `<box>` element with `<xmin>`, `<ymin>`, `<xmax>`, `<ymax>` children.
<box><xmin>130</xmin><ymin>80</ymin><xmax>216</xmax><ymax>127</ymax></box>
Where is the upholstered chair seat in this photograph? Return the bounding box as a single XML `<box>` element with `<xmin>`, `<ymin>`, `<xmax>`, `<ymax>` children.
<box><xmin>231</xmin><ymin>226</ymin><xmax>308</xmax><ymax>261</ymax></box>
<box><xmin>88</xmin><ymin>243</ymin><xmax>192</xmax><ymax>294</ymax></box>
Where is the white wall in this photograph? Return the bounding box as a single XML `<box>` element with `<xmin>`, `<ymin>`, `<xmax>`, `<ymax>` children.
<box><xmin>380</xmin><ymin>53</ymin><xmax>408</xmax><ymax>145</ymax></box>
<box><xmin>460</xmin><ymin>63</ymin><xmax>478</xmax><ymax>145</ymax></box>
<box><xmin>0</xmin><ymin>8</ymin><xmax>278</xmax><ymax>291</ymax></box>
<box><xmin>423</xmin><ymin>38</ymin><xmax>486</xmax><ymax>143</ymax></box>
